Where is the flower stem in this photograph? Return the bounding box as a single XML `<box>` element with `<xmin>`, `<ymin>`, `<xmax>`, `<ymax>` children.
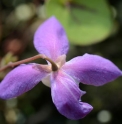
<box><xmin>44</xmin><ymin>57</ymin><xmax>58</xmax><ymax>71</ymax></box>
<box><xmin>0</xmin><ymin>54</ymin><xmax>58</xmax><ymax>72</ymax></box>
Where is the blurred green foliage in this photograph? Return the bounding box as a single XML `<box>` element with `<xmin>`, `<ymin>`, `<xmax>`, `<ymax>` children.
<box><xmin>0</xmin><ymin>0</ymin><xmax>122</xmax><ymax>124</ymax></box>
<box><xmin>46</xmin><ymin>0</ymin><xmax>114</xmax><ymax>45</ymax></box>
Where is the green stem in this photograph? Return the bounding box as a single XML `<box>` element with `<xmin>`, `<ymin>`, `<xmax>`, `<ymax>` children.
<box><xmin>0</xmin><ymin>54</ymin><xmax>58</xmax><ymax>72</ymax></box>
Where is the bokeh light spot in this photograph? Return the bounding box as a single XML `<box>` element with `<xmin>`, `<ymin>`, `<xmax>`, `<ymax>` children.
<box><xmin>97</xmin><ymin>110</ymin><xmax>112</xmax><ymax>123</ymax></box>
<box><xmin>15</xmin><ymin>3</ymin><xmax>35</xmax><ymax>21</ymax></box>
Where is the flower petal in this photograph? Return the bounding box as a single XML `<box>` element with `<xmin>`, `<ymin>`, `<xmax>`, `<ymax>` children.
<box><xmin>34</xmin><ymin>16</ymin><xmax>69</xmax><ymax>61</ymax></box>
<box><xmin>0</xmin><ymin>64</ymin><xmax>49</xmax><ymax>99</ymax></box>
<box><xmin>62</xmin><ymin>53</ymin><xmax>122</xmax><ymax>86</ymax></box>
<box><xmin>51</xmin><ymin>70</ymin><xmax>93</xmax><ymax>120</ymax></box>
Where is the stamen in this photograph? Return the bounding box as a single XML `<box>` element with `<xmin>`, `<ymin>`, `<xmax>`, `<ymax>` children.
<box><xmin>0</xmin><ymin>54</ymin><xmax>58</xmax><ymax>72</ymax></box>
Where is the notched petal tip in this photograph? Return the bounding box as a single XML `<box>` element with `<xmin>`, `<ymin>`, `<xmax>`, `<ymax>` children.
<box><xmin>51</xmin><ymin>70</ymin><xmax>92</xmax><ymax>120</ymax></box>
<box><xmin>76</xmin><ymin>102</ymin><xmax>93</xmax><ymax>119</ymax></box>
<box><xmin>80</xmin><ymin>102</ymin><xmax>93</xmax><ymax>114</ymax></box>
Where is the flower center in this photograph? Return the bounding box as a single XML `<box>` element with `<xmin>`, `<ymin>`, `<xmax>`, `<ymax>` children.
<box><xmin>44</xmin><ymin>57</ymin><xmax>58</xmax><ymax>71</ymax></box>
<box><xmin>55</xmin><ymin>55</ymin><xmax>66</xmax><ymax>70</ymax></box>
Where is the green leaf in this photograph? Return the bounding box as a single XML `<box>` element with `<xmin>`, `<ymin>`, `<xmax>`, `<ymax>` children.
<box><xmin>45</xmin><ymin>0</ymin><xmax>113</xmax><ymax>45</ymax></box>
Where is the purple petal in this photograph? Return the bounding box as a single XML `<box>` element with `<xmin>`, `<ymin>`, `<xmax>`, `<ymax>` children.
<box><xmin>51</xmin><ymin>70</ymin><xmax>93</xmax><ymax>120</ymax></box>
<box><xmin>34</xmin><ymin>16</ymin><xmax>69</xmax><ymax>61</ymax></box>
<box><xmin>0</xmin><ymin>64</ymin><xmax>49</xmax><ymax>99</ymax></box>
<box><xmin>62</xmin><ymin>53</ymin><xmax>122</xmax><ymax>86</ymax></box>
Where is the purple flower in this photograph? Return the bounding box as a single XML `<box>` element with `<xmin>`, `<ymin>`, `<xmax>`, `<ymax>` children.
<box><xmin>0</xmin><ymin>16</ymin><xmax>122</xmax><ymax>120</ymax></box>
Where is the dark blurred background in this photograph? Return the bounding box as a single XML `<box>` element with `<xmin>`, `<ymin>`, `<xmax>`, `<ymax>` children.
<box><xmin>0</xmin><ymin>0</ymin><xmax>122</xmax><ymax>124</ymax></box>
